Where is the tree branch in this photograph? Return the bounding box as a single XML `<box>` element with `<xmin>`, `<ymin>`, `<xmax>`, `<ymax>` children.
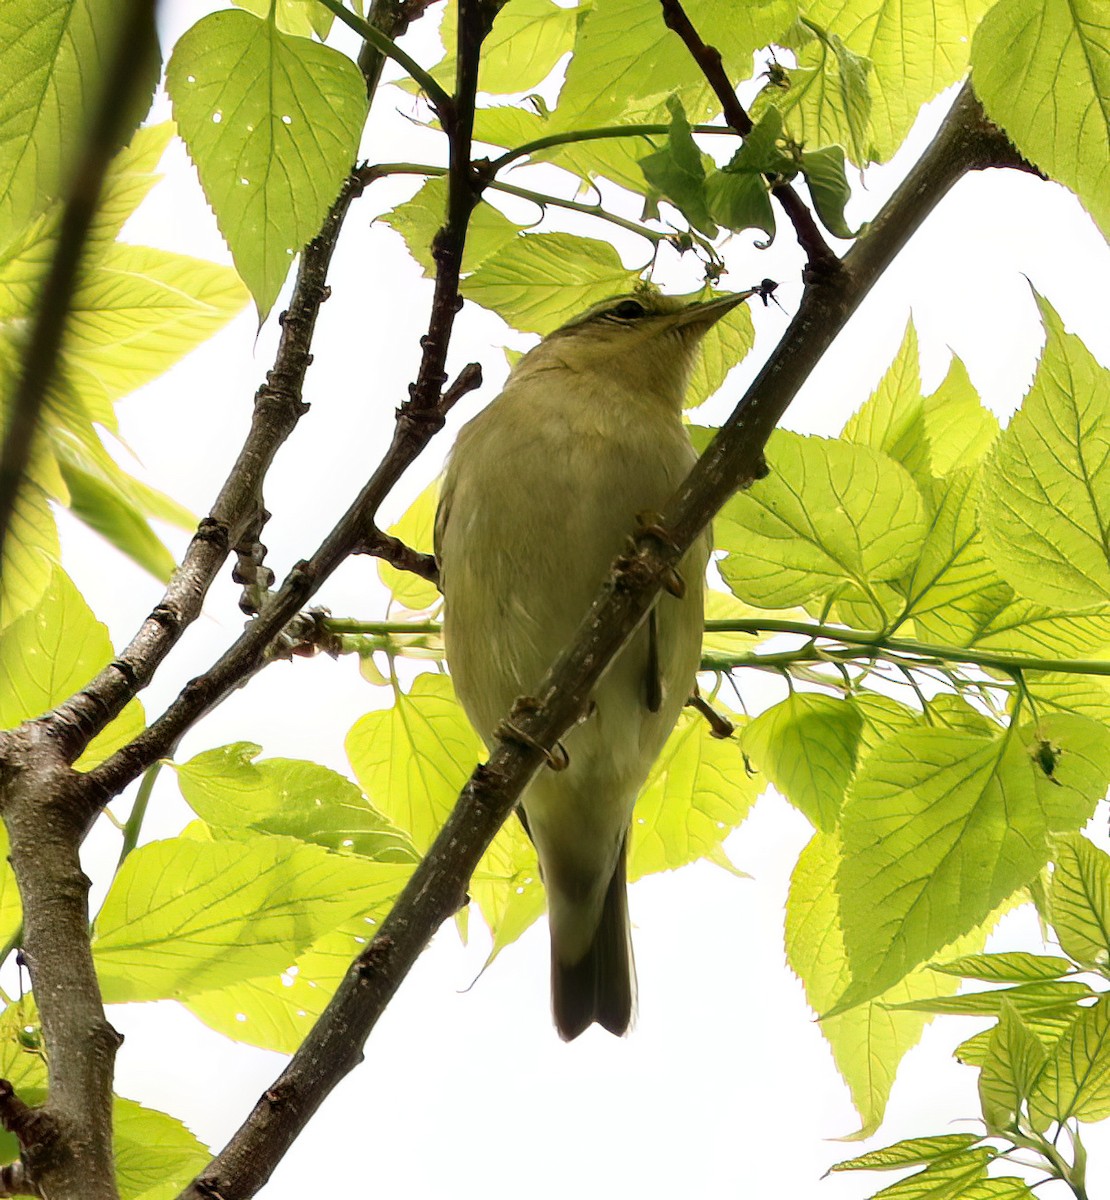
<box><xmin>84</xmin><ymin>0</ymin><xmax>489</xmax><ymax>812</ymax></box>
<box><xmin>42</xmin><ymin>174</ymin><xmax>363</xmax><ymax>773</ymax></box>
<box><xmin>659</xmin><ymin>0</ymin><xmax>839</xmax><ymax>271</ymax></box>
<box><xmin>176</xmin><ymin>81</ymin><xmax>1027</xmax><ymax>1200</ymax></box>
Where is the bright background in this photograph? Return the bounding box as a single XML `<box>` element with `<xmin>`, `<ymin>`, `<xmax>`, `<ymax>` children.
<box><xmin>49</xmin><ymin>1</ymin><xmax>1110</xmax><ymax>1195</ymax></box>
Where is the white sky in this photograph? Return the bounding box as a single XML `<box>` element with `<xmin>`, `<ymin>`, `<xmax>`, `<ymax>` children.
<box><xmin>47</xmin><ymin>1</ymin><xmax>1110</xmax><ymax>1196</ymax></box>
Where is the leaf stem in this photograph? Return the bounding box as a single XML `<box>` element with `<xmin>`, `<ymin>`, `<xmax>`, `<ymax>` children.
<box><xmin>314</xmin><ymin>0</ymin><xmax>451</xmax><ymax>110</ymax></box>
<box><xmin>115</xmin><ymin>760</ymin><xmax>163</xmax><ymax>871</ymax></box>
<box><xmin>323</xmin><ymin>615</ymin><xmax>1110</xmax><ymax>679</ymax></box>
<box><xmin>485</xmin><ymin>121</ymin><xmax>738</xmax><ymax>173</ymax></box>
<box><xmin>365</xmin><ymin>161</ymin><xmax>668</xmax><ymax>242</ymax></box>
<box><xmin>702</xmin><ymin>619</ymin><xmax>1110</xmax><ymax>677</ymax></box>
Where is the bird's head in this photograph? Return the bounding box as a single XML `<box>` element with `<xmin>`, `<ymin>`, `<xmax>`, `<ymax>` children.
<box><xmin>517</xmin><ymin>287</ymin><xmax>745</xmax><ymax>407</ymax></box>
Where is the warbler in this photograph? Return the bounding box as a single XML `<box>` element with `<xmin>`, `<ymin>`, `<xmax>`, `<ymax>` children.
<box><xmin>435</xmin><ymin>289</ymin><xmax>742</xmax><ymax>1039</ymax></box>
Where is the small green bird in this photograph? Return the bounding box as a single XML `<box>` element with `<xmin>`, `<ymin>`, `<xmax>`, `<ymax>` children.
<box><xmin>435</xmin><ymin>289</ymin><xmax>742</xmax><ymax>1039</ymax></box>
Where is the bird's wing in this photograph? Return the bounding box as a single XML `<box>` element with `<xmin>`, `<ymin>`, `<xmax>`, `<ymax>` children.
<box><xmin>432</xmin><ymin>471</ymin><xmax>454</xmax><ymax>582</ymax></box>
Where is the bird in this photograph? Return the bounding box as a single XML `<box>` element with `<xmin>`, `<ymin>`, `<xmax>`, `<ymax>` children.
<box><xmin>434</xmin><ymin>287</ymin><xmax>743</xmax><ymax>1040</ymax></box>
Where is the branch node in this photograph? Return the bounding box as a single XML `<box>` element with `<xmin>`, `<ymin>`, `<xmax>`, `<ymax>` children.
<box><xmin>356</xmin><ymin>934</ymin><xmax>395</xmax><ymax>980</ymax></box>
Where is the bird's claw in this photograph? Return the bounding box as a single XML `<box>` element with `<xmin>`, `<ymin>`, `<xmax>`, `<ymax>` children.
<box><xmin>495</xmin><ymin>714</ymin><xmax>570</xmax><ymax>771</ymax></box>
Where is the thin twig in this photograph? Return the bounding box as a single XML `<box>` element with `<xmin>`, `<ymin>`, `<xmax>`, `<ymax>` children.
<box><xmin>659</xmin><ymin>0</ymin><xmax>839</xmax><ymax>271</ymax></box>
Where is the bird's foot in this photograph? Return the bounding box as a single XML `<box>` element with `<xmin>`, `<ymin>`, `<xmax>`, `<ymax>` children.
<box><xmin>635</xmin><ymin>512</ymin><xmax>686</xmax><ymax>597</ymax></box>
<box><xmin>495</xmin><ymin>699</ymin><xmax>570</xmax><ymax>771</ymax></box>
<box><xmin>685</xmin><ymin>687</ymin><xmax>735</xmax><ymax>739</ymax></box>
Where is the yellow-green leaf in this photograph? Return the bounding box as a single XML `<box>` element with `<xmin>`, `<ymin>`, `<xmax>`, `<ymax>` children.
<box><xmin>166</xmin><ymin>8</ymin><xmax>368</xmax><ymax>319</ymax></box>
<box><xmin>716</xmin><ymin>429</ymin><xmax>928</xmax><ymax>609</ymax></box>
<box><xmin>462</xmin><ymin>232</ymin><xmax>640</xmax><ymax>334</ymax></box>
<box><xmin>980</xmin><ymin>298</ymin><xmax>1110</xmax><ymax>608</ymax></box>
<box><xmin>835</xmin><ymin>715</ymin><xmax>1110</xmax><ymax>1009</ymax></box>
<box><xmin>972</xmin><ymin>0</ymin><xmax>1110</xmax><ymax>238</ymax></box>
<box><xmin>629</xmin><ymin>707</ymin><xmax>758</xmax><ymax>878</ymax></box>
<box><xmin>346</xmin><ymin>672</ymin><xmax>482</xmax><ymax>851</ymax></box>
<box><xmin>741</xmin><ymin>693</ymin><xmax>861</xmax><ymax>830</ymax></box>
<box><xmin>93</xmin><ymin>835</ymin><xmax>397</xmax><ymax>1001</ymax></box>
<box><xmin>378</xmin><ymin>481</ymin><xmax>441</xmax><ymax>612</ymax></box>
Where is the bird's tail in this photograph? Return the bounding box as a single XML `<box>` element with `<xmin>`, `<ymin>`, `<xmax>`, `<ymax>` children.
<box><xmin>551</xmin><ymin>835</ymin><xmax>637</xmax><ymax>1041</ymax></box>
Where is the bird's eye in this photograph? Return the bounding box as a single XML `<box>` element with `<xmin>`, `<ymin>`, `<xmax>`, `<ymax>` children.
<box><xmin>610</xmin><ymin>299</ymin><xmax>647</xmax><ymax>320</ymax></box>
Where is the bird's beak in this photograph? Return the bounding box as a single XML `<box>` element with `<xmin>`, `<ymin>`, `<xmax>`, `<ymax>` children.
<box><xmin>670</xmin><ymin>291</ymin><xmax>748</xmax><ymax>332</ymax></box>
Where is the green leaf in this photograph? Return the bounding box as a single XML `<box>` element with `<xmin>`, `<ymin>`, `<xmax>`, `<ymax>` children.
<box><xmin>929</xmin><ymin>951</ymin><xmax>1074</xmax><ymax>984</ymax></box>
<box><xmin>683</xmin><ymin>287</ymin><xmax>755</xmax><ymax>408</ymax></box>
<box><xmin>922</xmin><ymin>355</ymin><xmax>999</xmax><ymax>476</ymax></box>
<box><xmin>431</xmin><ymin>0</ymin><xmax>578</xmax><ymax>94</ymax></box>
<box><xmin>166</xmin><ymin>8</ymin><xmax>368</xmax><ymax>320</ymax></box>
<box><xmin>59</xmin><ymin>458</ymin><xmax>175</xmax><ymax>580</ymax></box>
<box><xmin>704</xmin><ymin>167</ymin><xmax>775</xmax><ymax>238</ymax></box>
<box><xmin>842</xmin><ymin>322</ymin><xmax>928</xmax><ymax>486</ymax></box>
<box><xmin>980</xmin><ymin>298</ymin><xmax>1110</xmax><ymax>607</ymax></box>
<box><xmin>740</xmin><ymin>693</ymin><xmax>861</xmax><ymax>830</ymax></box>
<box><xmin>971</xmin><ymin>595</ymin><xmax>1110</xmax><ymax>657</ymax></box>
<box><xmin>830</xmin><ymin>1134</ymin><xmax>983</xmax><ymax>1172</ymax></box>
<box><xmin>754</xmin><ymin>22</ymin><xmax>876</xmax><ymax>166</ymax></box>
<box><xmin>0</xmin><ymin>828</ymin><xmax>21</xmax><ymax>961</ymax></box>
<box><xmin>0</xmin><ymin>122</ymin><xmax>174</xmax><ymax>321</ymax></box>
<box><xmin>978</xmin><ymin>1002</ymin><xmax>1048</xmax><ymax>1130</ymax></box>
<box><xmin>972</xmin><ymin>0</ymin><xmax>1109</xmax><ymax>238</ymax></box>
<box><xmin>728</xmin><ymin>103</ymin><xmax>802</xmax><ymax>170</ymax></box>
<box><xmin>835</xmin><ymin>715</ymin><xmax>1110</xmax><ymax>1009</ymax></box>
<box><xmin>1049</xmin><ymin>833</ymin><xmax>1110</xmax><ymax>967</ymax></box>
<box><xmin>704</xmin><ymin>107</ymin><xmax>795</xmax><ymax>238</ymax></box>
<box><xmin>0</xmin><ymin>0</ymin><xmax>159</xmax><ymax>238</ymax></box>
<box><xmin>182</xmin><ymin>881</ymin><xmax>409</xmax><ymax>1052</ymax></box>
<box><xmin>114</xmin><ymin>1098</ymin><xmax>209</xmax><ymax>1200</ymax></box>
<box><xmin>64</xmin><ymin>243</ymin><xmax>249</xmax><ymax>405</ymax></box>
<box><xmin>471</xmin><ymin>103</ymin><xmax>660</xmax><ymax>195</ymax></box>
<box><xmin>1030</xmin><ymin>994</ymin><xmax>1110</xmax><ymax>1126</ymax></box>
<box><xmin>715</xmin><ymin>429</ymin><xmax>928</xmax><ymax>609</ymax></box>
<box><xmin>799</xmin><ymin>144</ymin><xmax>855</xmax><ymax>239</ymax></box>
<box><xmin>346</xmin><ymin>672</ymin><xmax>482</xmax><ymax>851</ymax></box>
<box><xmin>0</xmin><ymin>568</ymin><xmax>144</xmax><ymax>765</ymax></box>
<box><xmin>0</xmin><ymin>481</ymin><xmax>59</xmax><ymax>629</ymax></box>
<box><xmin>469</xmin><ymin>818</ymin><xmax>544</xmax><ymax>961</ymax></box>
<box><xmin>175</xmin><ymin>745</ymin><xmax>418</xmax><ymax>861</ymax></box>
<box><xmin>380</xmin><ymin>177</ymin><xmax>522</xmax><ymax>280</ymax></box>
<box><xmin>956</xmin><ymin>1010</ymin><xmax>1079</xmax><ymax>1068</ymax></box>
<box><xmin>378</xmin><ymin>481</ymin><xmax>441</xmax><ymax>612</ymax></box>
<box><xmin>901</xmin><ymin>469</ymin><xmax>1002</xmax><ymax>645</ymax></box>
<box><xmin>552</xmin><ymin>0</ymin><xmax>797</xmax><ymax>128</ymax></box>
<box><xmin>804</xmin><ymin>0</ymin><xmax>993</xmax><ymax>160</ymax></box>
<box><xmin>462</xmin><ymin>232</ymin><xmax>640</xmax><ymax>334</ymax></box>
<box><xmin>888</xmin><ymin>980</ymin><xmax>1095</xmax><ymax>1017</ymax></box>
<box><xmin>639</xmin><ymin>96</ymin><xmax>717</xmax><ymax>236</ymax></box>
<box><xmin>93</xmin><ymin>834</ymin><xmax>400</xmax><ymax>1001</ymax></box>
<box><xmin>858</xmin><ymin>1151</ymin><xmax>993</xmax><ymax>1200</ymax></box>
<box><xmin>629</xmin><ymin>707</ymin><xmax>758</xmax><ymax>878</ymax></box>
<box><xmin>854</xmin><ymin>692</ymin><xmax>921</xmax><ymax>761</ymax></box>
<box><xmin>927</xmin><ymin>694</ymin><xmax>997</xmax><ymax>737</ymax></box>
<box><xmin>234</xmin><ymin>0</ymin><xmax>334</xmax><ymax>39</ymax></box>
<box><xmin>787</xmin><ymin>832</ymin><xmax>999</xmax><ymax>1138</ymax></box>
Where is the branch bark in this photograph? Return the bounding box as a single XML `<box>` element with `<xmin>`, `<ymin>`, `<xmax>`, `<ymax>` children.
<box><xmin>176</xmin><ymin>81</ymin><xmax>1027</xmax><ymax>1200</ymax></box>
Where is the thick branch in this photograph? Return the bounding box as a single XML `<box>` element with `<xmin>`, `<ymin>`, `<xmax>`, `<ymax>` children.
<box><xmin>659</xmin><ymin>0</ymin><xmax>838</xmax><ymax>270</ymax></box>
<box><xmin>0</xmin><ymin>0</ymin><xmax>157</xmax><ymax>587</ymax></box>
<box><xmin>177</xmin><ymin>82</ymin><xmax>1026</xmax><ymax>1200</ymax></box>
<box><xmin>1</xmin><ymin>735</ymin><xmax>122</xmax><ymax>1199</ymax></box>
